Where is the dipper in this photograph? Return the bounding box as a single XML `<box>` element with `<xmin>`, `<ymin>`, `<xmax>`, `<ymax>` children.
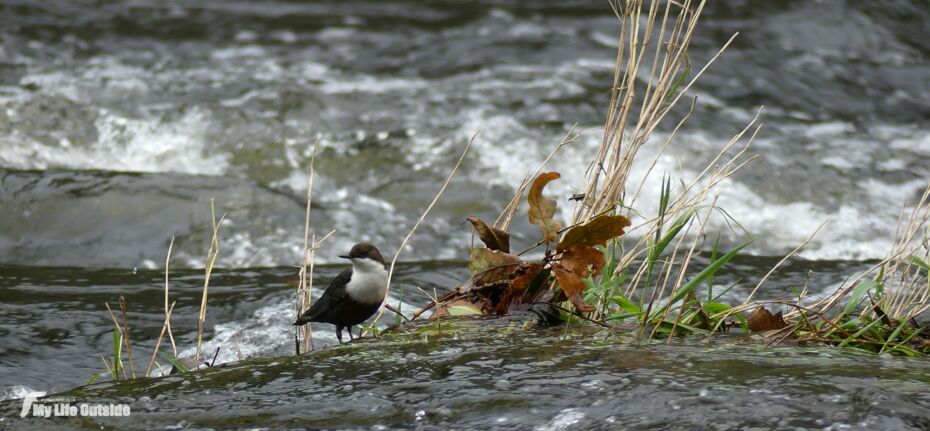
<box><xmin>293</xmin><ymin>243</ymin><xmax>389</xmax><ymax>343</ymax></box>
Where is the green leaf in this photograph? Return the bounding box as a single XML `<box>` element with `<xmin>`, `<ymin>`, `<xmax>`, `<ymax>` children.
<box><xmin>838</xmin><ymin>318</ymin><xmax>883</xmax><ymax>348</ymax></box>
<box><xmin>702</xmin><ymin>301</ymin><xmax>731</xmax><ymax>314</ymax></box>
<box><xmin>909</xmin><ymin>254</ymin><xmax>930</xmax><ymax>272</ymax></box>
<box><xmin>654</xmin><ymin>319</ymin><xmax>707</xmax><ymax>335</ymax></box>
<box><xmin>842</xmin><ymin>280</ymin><xmax>879</xmax><ymax>318</ymax></box>
<box><xmin>112</xmin><ymin>327</ymin><xmax>123</xmax><ymax>376</ymax></box>
<box><xmin>652</xmin><ymin>210</ymin><xmax>695</xmax><ymax>262</ymax></box>
<box><xmin>162</xmin><ymin>354</ymin><xmax>189</xmax><ymax>374</ymax></box>
<box><xmin>610</xmin><ymin>294</ymin><xmax>642</xmax><ymax>315</ymax></box>
<box><xmin>878</xmin><ymin>319</ymin><xmax>908</xmax><ymax>354</ymax></box>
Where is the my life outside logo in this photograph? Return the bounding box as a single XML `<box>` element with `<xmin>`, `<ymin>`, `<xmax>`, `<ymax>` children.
<box><xmin>20</xmin><ymin>395</ymin><xmax>130</xmax><ymax>418</ymax></box>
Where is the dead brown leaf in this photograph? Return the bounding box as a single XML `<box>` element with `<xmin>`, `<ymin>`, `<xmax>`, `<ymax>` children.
<box><xmin>510</xmin><ymin>263</ymin><xmax>543</xmax><ymax>294</ymax></box>
<box><xmin>552</xmin><ymin>263</ymin><xmax>596</xmax><ymax>313</ymax></box>
<box><xmin>466</xmin><ymin>216</ymin><xmax>511</xmax><ymax>253</ymax></box>
<box><xmin>557</xmin><ymin>214</ymin><xmax>631</xmax><ymax>251</ymax></box>
<box><xmin>558</xmin><ymin>244</ymin><xmax>606</xmax><ymax>279</ymax></box>
<box><xmin>468</xmin><ymin>248</ymin><xmax>520</xmax><ymax>276</ymax></box>
<box><xmin>528</xmin><ymin>172</ymin><xmax>563</xmax><ymax>243</ymax></box>
<box><xmin>746</xmin><ymin>306</ymin><xmax>788</xmax><ymax>332</ymax></box>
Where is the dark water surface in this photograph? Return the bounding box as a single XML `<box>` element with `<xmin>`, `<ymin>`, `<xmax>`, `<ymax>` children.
<box><xmin>1</xmin><ymin>0</ymin><xmax>929</xmax><ymax>429</ymax></box>
<box><xmin>3</xmin><ymin>310</ymin><xmax>930</xmax><ymax>430</ymax></box>
<box><xmin>4</xmin><ymin>258</ymin><xmax>922</xmax><ymax>430</ymax></box>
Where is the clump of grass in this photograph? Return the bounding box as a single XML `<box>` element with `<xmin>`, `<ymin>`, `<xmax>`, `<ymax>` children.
<box><xmin>502</xmin><ymin>0</ymin><xmax>929</xmax><ymax>358</ymax></box>
<box><xmin>515</xmin><ymin>0</ymin><xmax>762</xmax><ymax>339</ymax></box>
<box><xmin>768</xmin><ymin>184</ymin><xmax>930</xmax><ymax>355</ymax></box>
<box><xmin>91</xmin><ymin>200</ymin><xmax>225</xmax><ymax>383</ymax></box>
<box><xmin>195</xmin><ymin>199</ymin><xmax>224</xmax><ymax>363</ymax></box>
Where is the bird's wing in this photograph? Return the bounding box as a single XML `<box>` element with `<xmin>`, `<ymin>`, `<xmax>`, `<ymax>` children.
<box><xmin>294</xmin><ymin>268</ymin><xmax>352</xmax><ymax>325</ymax></box>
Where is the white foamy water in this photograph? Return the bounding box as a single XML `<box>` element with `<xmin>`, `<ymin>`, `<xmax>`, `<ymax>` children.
<box><xmin>0</xmin><ymin>106</ymin><xmax>227</xmax><ymax>175</ymax></box>
<box><xmin>0</xmin><ymin>385</ymin><xmax>45</xmax><ymax>402</ymax></box>
<box><xmin>457</xmin><ymin>106</ymin><xmax>929</xmax><ymax>261</ymax></box>
<box><xmin>1</xmin><ymin>12</ymin><xmax>927</xmax><ymax>267</ymax></box>
<box><xmin>171</xmin><ymin>295</ymin><xmax>423</xmax><ymax>371</ymax></box>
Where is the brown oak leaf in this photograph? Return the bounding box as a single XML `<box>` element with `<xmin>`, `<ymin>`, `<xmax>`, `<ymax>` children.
<box><xmin>558</xmin><ymin>244</ymin><xmax>606</xmax><ymax>279</ymax></box>
<box><xmin>557</xmin><ymin>214</ymin><xmax>631</xmax><ymax>251</ymax></box>
<box><xmin>528</xmin><ymin>172</ymin><xmax>563</xmax><ymax>243</ymax></box>
<box><xmin>552</xmin><ymin>263</ymin><xmax>596</xmax><ymax>313</ymax></box>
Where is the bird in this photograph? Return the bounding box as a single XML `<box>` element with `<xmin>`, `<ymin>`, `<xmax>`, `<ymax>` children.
<box><xmin>293</xmin><ymin>242</ymin><xmax>389</xmax><ymax>343</ymax></box>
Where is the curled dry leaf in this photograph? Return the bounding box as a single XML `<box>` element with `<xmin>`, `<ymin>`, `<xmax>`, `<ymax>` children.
<box><xmin>528</xmin><ymin>172</ymin><xmax>563</xmax><ymax>243</ymax></box>
<box><xmin>557</xmin><ymin>214</ymin><xmax>632</xmax><ymax>251</ymax></box>
<box><xmin>746</xmin><ymin>306</ymin><xmax>788</xmax><ymax>332</ymax></box>
<box><xmin>552</xmin><ymin>263</ymin><xmax>596</xmax><ymax>313</ymax></box>
<box><xmin>466</xmin><ymin>216</ymin><xmax>511</xmax><ymax>252</ymax></box>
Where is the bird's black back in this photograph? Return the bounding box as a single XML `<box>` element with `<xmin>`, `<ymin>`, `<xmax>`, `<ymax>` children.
<box><xmin>294</xmin><ymin>268</ymin><xmax>351</xmax><ymax>324</ymax></box>
<box><xmin>293</xmin><ymin>268</ymin><xmax>383</xmax><ymax>328</ymax></box>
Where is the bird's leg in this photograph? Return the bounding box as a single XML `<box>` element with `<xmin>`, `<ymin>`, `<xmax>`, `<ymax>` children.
<box><xmin>335</xmin><ymin>326</ymin><xmax>344</xmax><ymax>344</ymax></box>
<box><xmin>348</xmin><ymin>326</ymin><xmax>355</xmax><ymax>341</ymax></box>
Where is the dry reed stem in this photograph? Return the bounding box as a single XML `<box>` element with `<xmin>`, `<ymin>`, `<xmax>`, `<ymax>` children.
<box><xmin>744</xmin><ymin>220</ymin><xmax>829</xmax><ymax>303</ymax></box>
<box><xmin>297</xmin><ymin>142</ymin><xmax>319</xmax><ymax>353</ymax></box>
<box><xmin>164</xmin><ymin>236</ymin><xmax>177</xmax><ymax>357</ymax></box>
<box><xmin>145</xmin><ymin>300</ymin><xmax>176</xmax><ymax>377</ymax></box>
<box><xmin>576</xmin><ymin>0</ymin><xmax>734</xmax><ymax>226</ymax></box>
<box><xmin>118</xmin><ymin>295</ymin><xmax>136</xmax><ymax>378</ymax></box>
<box><xmin>494</xmin><ymin>125</ymin><xmax>583</xmax><ymax>231</ymax></box>
<box><xmin>195</xmin><ymin>199</ymin><xmax>224</xmax><ymax>362</ymax></box>
<box><xmin>371</xmin><ymin>133</ymin><xmax>475</xmax><ymax>326</ymax></box>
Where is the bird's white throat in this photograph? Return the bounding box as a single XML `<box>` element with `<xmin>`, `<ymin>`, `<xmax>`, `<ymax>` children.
<box><xmin>345</xmin><ymin>257</ymin><xmax>389</xmax><ymax>304</ymax></box>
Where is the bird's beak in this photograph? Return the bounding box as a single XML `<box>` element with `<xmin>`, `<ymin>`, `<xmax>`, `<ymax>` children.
<box><xmin>339</xmin><ymin>255</ymin><xmax>351</xmax><ymax>259</ymax></box>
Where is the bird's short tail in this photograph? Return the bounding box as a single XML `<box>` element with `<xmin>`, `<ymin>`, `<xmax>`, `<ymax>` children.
<box><xmin>293</xmin><ymin>314</ymin><xmax>312</xmax><ymax>326</ymax></box>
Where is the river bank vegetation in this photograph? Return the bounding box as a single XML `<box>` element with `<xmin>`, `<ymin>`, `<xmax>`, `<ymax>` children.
<box><xmin>91</xmin><ymin>0</ymin><xmax>930</xmax><ymax>384</ymax></box>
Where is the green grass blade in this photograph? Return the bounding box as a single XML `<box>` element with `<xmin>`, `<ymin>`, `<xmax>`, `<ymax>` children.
<box><xmin>909</xmin><ymin>254</ymin><xmax>930</xmax><ymax>272</ymax></box>
<box><xmin>86</xmin><ymin>370</ymin><xmax>108</xmax><ymax>385</ymax></box>
<box><xmin>878</xmin><ymin>319</ymin><xmax>909</xmax><ymax>354</ymax></box>
<box><xmin>842</xmin><ymin>280</ymin><xmax>879</xmax><ymax>318</ymax></box>
<box><xmin>162</xmin><ymin>354</ymin><xmax>189</xmax><ymax>373</ymax></box>
<box><xmin>837</xmin><ymin>318</ymin><xmax>883</xmax><ymax>348</ymax></box>
<box><xmin>649</xmin><ymin>239</ymin><xmax>755</xmax><ymax>320</ymax></box>
<box><xmin>609</xmin><ymin>294</ymin><xmax>643</xmax><ymax>315</ymax></box>
<box><xmin>112</xmin><ymin>327</ymin><xmax>123</xmax><ymax>378</ymax></box>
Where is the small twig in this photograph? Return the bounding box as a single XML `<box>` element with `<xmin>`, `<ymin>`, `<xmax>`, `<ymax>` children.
<box><xmin>372</xmin><ymin>133</ymin><xmax>475</xmax><ymax>325</ymax></box>
<box><xmin>164</xmin><ymin>236</ymin><xmax>177</xmax><ymax>357</ymax></box>
<box><xmin>384</xmin><ymin>303</ymin><xmax>410</xmax><ymax>322</ymax></box>
<box><xmin>745</xmin><ymin>220</ymin><xmax>828</xmax><ymax>303</ymax></box>
<box><xmin>118</xmin><ymin>294</ymin><xmax>136</xmax><ymax>379</ymax></box>
<box><xmin>210</xmin><ymin>347</ymin><xmax>221</xmax><ymax>367</ymax></box>
<box><xmin>196</xmin><ymin>199</ymin><xmax>225</xmax><ymax>363</ymax></box>
<box><xmin>145</xmin><ymin>301</ymin><xmax>176</xmax><ymax>377</ymax></box>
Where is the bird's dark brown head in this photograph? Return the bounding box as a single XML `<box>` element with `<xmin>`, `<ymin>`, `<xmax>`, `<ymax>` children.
<box><xmin>339</xmin><ymin>242</ymin><xmax>385</xmax><ymax>265</ymax></box>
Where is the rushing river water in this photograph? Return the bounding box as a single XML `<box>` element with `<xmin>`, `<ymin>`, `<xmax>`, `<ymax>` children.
<box><xmin>1</xmin><ymin>0</ymin><xmax>929</xmax><ymax>429</ymax></box>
